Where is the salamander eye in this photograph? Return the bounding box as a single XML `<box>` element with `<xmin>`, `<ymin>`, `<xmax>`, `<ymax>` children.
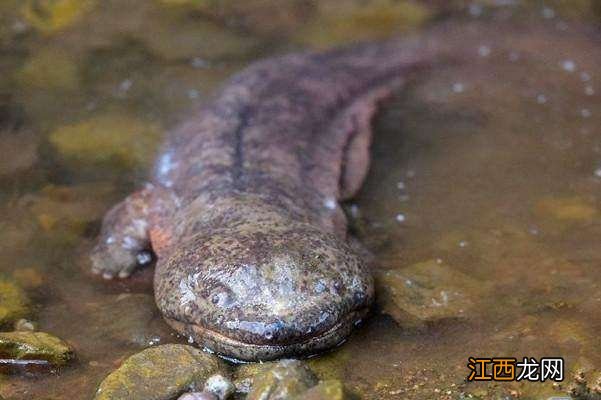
<box><xmin>210</xmin><ymin>290</ymin><xmax>234</xmax><ymax>308</ymax></box>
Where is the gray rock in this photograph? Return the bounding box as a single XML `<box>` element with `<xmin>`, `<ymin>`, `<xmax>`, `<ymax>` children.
<box><xmin>204</xmin><ymin>374</ymin><xmax>235</xmax><ymax>400</ymax></box>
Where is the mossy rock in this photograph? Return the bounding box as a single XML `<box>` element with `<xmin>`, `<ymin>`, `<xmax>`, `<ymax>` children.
<box><xmin>0</xmin><ymin>277</ymin><xmax>30</xmax><ymax>328</ymax></box>
<box><xmin>94</xmin><ymin>344</ymin><xmax>228</xmax><ymax>400</ymax></box>
<box><xmin>534</xmin><ymin>196</ymin><xmax>598</xmax><ymax>223</ymax></box>
<box><xmin>295</xmin><ymin>0</ymin><xmax>432</xmax><ymax>48</ymax></box>
<box><xmin>49</xmin><ymin>113</ymin><xmax>162</xmax><ymax>170</ymax></box>
<box><xmin>21</xmin><ymin>0</ymin><xmax>96</xmax><ymax>34</ymax></box>
<box><xmin>246</xmin><ymin>359</ymin><xmax>318</xmax><ymax>400</ymax></box>
<box><xmin>16</xmin><ymin>47</ymin><xmax>79</xmax><ymax>92</ymax></box>
<box><xmin>301</xmin><ymin>380</ymin><xmax>347</xmax><ymax>400</ymax></box>
<box><xmin>0</xmin><ymin>331</ymin><xmax>73</xmax><ymax>366</ymax></box>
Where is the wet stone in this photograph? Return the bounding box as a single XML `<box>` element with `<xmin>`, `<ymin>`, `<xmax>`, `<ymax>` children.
<box><xmin>0</xmin><ymin>276</ymin><xmax>30</xmax><ymax>328</ymax></box>
<box><xmin>204</xmin><ymin>374</ymin><xmax>235</xmax><ymax>400</ymax></box>
<box><xmin>534</xmin><ymin>196</ymin><xmax>598</xmax><ymax>223</ymax></box>
<box><xmin>0</xmin><ymin>331</ymin><xmax>74</xmax><ymax>368</ymax></box>
<box><xmin>26</xmin><ymin>183</ymin><xmax>116</xmax><ymax>237</ymax></box>
<box><xmin>376</xmin><ymin>259</ymin><xmax>483</xmax><ymax>328</ymax></box>
<box><xmin>302</xmin><ymin>380</ymin><xmax>347</xmax><ymax>400</ymax></box>
<box><xmin>94</xmin><ymin>344</ymin><xmax>228</xmax><ymax>400</ymax></box>
<box><xmin>295</xmin><ymin>0</ymin><xmax>432</xmax><ymax>48</ymax></box>
<box><xmin>21</xmin><ymin>0</ymin><xmax>96</xmax><ymax>34</ymax></box>
<box><xmin>0</xmin><ymin>130</ymin><xmax>39</xmax><ymax>178</ymax></box>
<box><xmin>245</xmin><ymin>359</ymin><xmax>318</xmax><ymax>400</ymax></box>
<box><xmin>49</xmin><ymin>113</ymin><xmax>162</xmax><ymax>171</ymax></box>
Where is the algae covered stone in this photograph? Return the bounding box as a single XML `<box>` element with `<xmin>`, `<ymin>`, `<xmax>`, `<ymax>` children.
<box><xmin>94</xmin><ymin>344</ymin><xmax>228</xmax><ymax>400</ymax></box>
<box><xmin>245</xmin><ymin>359</ymin><xmax>318</xmax><ymax>400</ymax></box>
<box><xmin>534</xmin><ymin>196</ymin><xmax>598</xmax><ymax>223</ymax></box>
<box><xmin>16</xmin><ymin>47</ymin><xmax>79</xmax><ymax>92</ymax></box>
<box><xmin>21</xmin><ymin>0</ymin><xmax>96</xmax><ymax>34</ymax></box>
<box><xmin>0</xmin><ymin>331</ymin><xmax>73</xmax><ymax>366</ymax></box>
<box><xmin>376</xmin><ymin>259</ymin><xmax>483</xmax><ymax>328</ymax></box>
<box><xmin>296</xmin><ymin>0</ymin><xmax>431</xmax><ymax>48</ymax></box>
<box><xmin>301</xmin><ymin>380</ymin><xmax>346</xmax><ymax>400</ymax></box>
<box><xmin>49</xmin><ymin>113</ymin><xmax>162</xmax><ymax>170</ymax></box>
<box><xmin>0</xmin><ymin>277</ymin><xmax>30</xmax><ymax>328</ymax></box>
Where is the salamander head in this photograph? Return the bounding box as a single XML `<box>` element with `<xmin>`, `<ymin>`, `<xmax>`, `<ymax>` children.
<box><xmin>154</xmin><ymin>199</ymin><xmax>373</xmax><ymax>361</ymax></box>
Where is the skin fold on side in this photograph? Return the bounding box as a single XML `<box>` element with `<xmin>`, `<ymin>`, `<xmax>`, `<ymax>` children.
<box><xmin>90</xmin><ymin>35</ymin><xmax>444</xmax><ymax>361</ymax></box>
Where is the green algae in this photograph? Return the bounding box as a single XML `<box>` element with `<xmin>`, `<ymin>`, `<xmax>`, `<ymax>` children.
<box><xmin>0</xmin><ymin>277</ymin><xmax>30</xmax><ymax>329</ymax></box>
<box><xmin>49</xmin><ymin>113</ymin><xmax>162</xmax><ymax>170</ymax></box>
<box><xmin>94</xmin><ymin>344</ymin><xmax>228</xmax><ymax>400</ymax></box>
<box><xmin>295</xmin><ymin>0</ymin><xmax>432</xmax><ymax>48</ymax></box>
<box><xmin>21</xmin><ymin>0</ymin><xmax>96</xmax><ymax>34</ymax></box>
<box><xmin>17</xmin><ymin>47</ymin><xmax>79</xmax><ymax>92</ymax></box>
<box><xmin>0</xmin><ymin>331</ymin><xmax>73</xmax><ymax>366</ymax></box>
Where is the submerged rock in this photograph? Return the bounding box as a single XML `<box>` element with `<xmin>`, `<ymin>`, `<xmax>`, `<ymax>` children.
<box><xmin>49</xmin><ymin>113</ymin><xmax>161</xmax><ymax>171</ymax></box>
<box><xmin>94</xmin><ymin>344</ymin><xmax>228</xmax><ymax>400</ymax></box>
<box><xmin>295</xmin><ymin>0</ymin><xmax>432</xmax><ymax>48</ymax></box>
<box><xmin>26</xmin><ymin>183</ymin><xmax>116</xmax><ymax>237</ymax></box>
<box><xmin>302</xmin><ymin>380</ymin><xmax>346</xmax><ymax>400</ymax></box>
<box><xmin>0</xmin><ymin>130</ymin><xmax>39</xmax><ymax>178</ymax></box>
<box><xmin>376</xmin><ymin>259</ymin><xmax>483</xmax><ymax>328</ymax></box>
<box><xmin>0</xmin><ymin>276</ymin><xmax>30</xmax><ymax>328</ymax></box>
<box><xmin>21</xmin><ymin>0</ymin><xmax>96</xmax><ymax>34</ymax></box>
<box><xmin>244</xmin><ymin>359</ymin><xmax>318</xmax><ymax>400</ymax></box>
<box><xmin>534</xmin><ymin>196</ymin><xmax>598</xmax><ymax>223</ymax></box>
<box><xmin>16</xmin><ymin>47</ymin><xmax>79</xmax><ymax>92</ymax></box>
<box><xmin>0</xmin><ymin>331</ymin><xmax>74</xmax><ymax>367</ymax></box>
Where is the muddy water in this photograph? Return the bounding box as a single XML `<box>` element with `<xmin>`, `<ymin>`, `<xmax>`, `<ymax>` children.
<box><xmin>0</xmin><ymin>1</ymin><xmax>600</xmax><ymax>399</ymax></box>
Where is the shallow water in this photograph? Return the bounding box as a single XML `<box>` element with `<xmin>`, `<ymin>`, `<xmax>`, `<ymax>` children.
<box><xmin>0</xmin><ymin>1</ymin><xmax>600</xmax><ymax>399</ymax></box>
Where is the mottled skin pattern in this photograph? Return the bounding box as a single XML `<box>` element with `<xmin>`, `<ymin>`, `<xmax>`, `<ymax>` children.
<box><xmin>91</xmin><ymin>37</ymin><xmax>438</xmax><ymax>361</ymax></box>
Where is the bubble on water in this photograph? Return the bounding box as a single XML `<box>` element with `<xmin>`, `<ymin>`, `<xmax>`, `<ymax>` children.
<box><xmin>397</xmin><ymin>181</ymin><xmax>406</xmax><ymax>190</ymax></box>
<box><xmin>529</xmin><ymin>226</ymin><xmax>540</xmax><ymax>235</ymax></box>
<box><xmin>508</xmin><ymin>51</ymin><xmax>520</xmax><ymax>62</ymax></box>
<box><xmin>581</xmin><ymin>108</ymin><xmax>592</xmax><ymax>118</ymax></box>
<box><xmin>580</xmin><ymin>72</ymin><xmax>591</xmax><ymax>82</ymax></box>
<box><xmin>594</xmin><ymin>168</ymin><xmax>601</xmax><ymax>178</ymax></box>
<box><xmin>541</xmin><ymin>7</ymin><xmax>555</xmax><ymax>19</ymax></box>
<box><xmin>561</xmin><ymin>60</ymin><xmax>576</xmax><ymax>72</ymax></box>
<box><xmin>585</xmin><ymin>86</ymin><xmax>595</xmax><ymax>96</ymax></box>
<box><xmin>458</xmin><ymin>240</ymin><xmax>469</xmax><ymax>248</ymax></box>
<box><xmin>406</xmin><ymin>170</ymin><xmax>416</xmax><ymax>178</ymax></box>
<box><xmin>191</xmin><ymin>57</ymin><xmax>209</xmax><ymax>69</ymax></box>
<box><xmin>556</xmin><ymin>21</ymin><xmax>568</xmax><ymax>31</ymax></box>
<box><xmin>349</xmin><ymin>204</ymin><xmax>360</xmax><ymax>218</ymax></box>
<box><xmin>188</xmin><ymin>89</ymin><xmax>201</xmax><ymax>100</ymax></box>
<box><xmin>395</xmin><ymin>213</ymin><xmax>406</xmax><ymax>223</ymax></box>
<box><xmin>536</xmin><ymin>94</ymin><xmax>547</xmax><ymax>104</ymax></box>
<box><xmin>478</xmin><ymin>45</ymin><xmax>491</xmax><ymax>57</ymax></box>
<box><xmin>118</xmin><ymin>79</ymin><xmax>133</xmax><ymax>93</ymax></box>
<box><xmin>435</xmin><ymin>258</ymin><xmax>443</xmax><ymax>264</ymax></box>
<box><xmin>452</xmin><ymin>82</ymin><xmax>465</xmax><ymax>93</ymax></box>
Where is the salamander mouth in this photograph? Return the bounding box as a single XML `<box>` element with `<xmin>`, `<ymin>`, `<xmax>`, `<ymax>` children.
<box><xmin>164</xmin><ymin>307</ymin><xmax>369</xmax><ymax>362</ymax></box>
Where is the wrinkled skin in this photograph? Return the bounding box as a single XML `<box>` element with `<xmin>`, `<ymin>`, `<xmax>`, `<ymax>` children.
<box><xmin>91</xmin><ymin>36</ymin><xmax>442</xmax><ymax>360</ymax></box>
